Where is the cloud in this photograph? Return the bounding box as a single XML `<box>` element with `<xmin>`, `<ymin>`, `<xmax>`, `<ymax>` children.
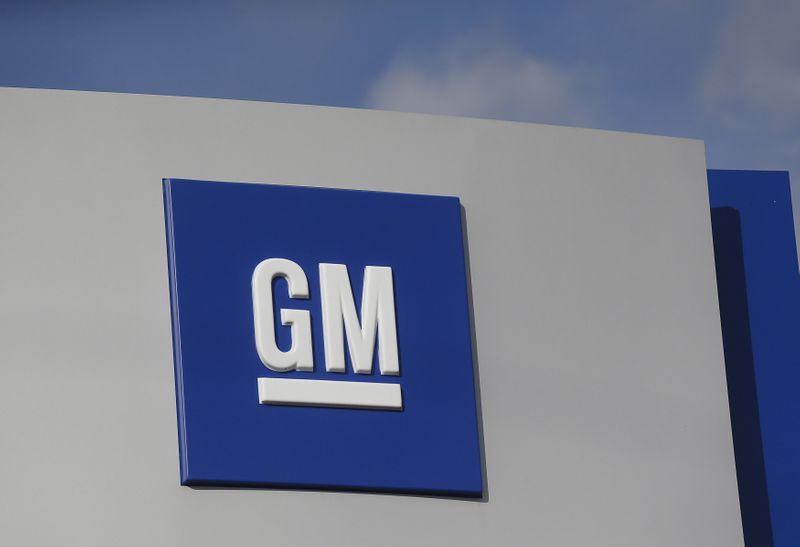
<box><xmin>700</xmin><ymin>0</ymin><xmax>800</xmax><ymax>131</ymax></box>
<box><xmin>366</xmin><ymin>36</ymin><xmax>598</xmax><ymax>127</ymax></box>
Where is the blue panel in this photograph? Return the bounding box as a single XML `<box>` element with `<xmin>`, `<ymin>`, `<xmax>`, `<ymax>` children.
<box><xmin>163</xmin><ymin>179</ymin><xmax>482</xmax><ymax>496</ymax></box>
<box><xmin>708</xmin><ymin>170</ymin><xmax>800</xmax><ymax>547</ymax></box>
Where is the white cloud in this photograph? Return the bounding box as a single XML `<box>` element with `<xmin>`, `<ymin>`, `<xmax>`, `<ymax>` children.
<box><xmin>366</xmin><ymin>37</ymin><xmax>597</xmax><ymax>126</ymax></box>
<box><xmin>700</xmin><ymin>0</ymin><xmax>800</xmax><ymax>130</ymax></box>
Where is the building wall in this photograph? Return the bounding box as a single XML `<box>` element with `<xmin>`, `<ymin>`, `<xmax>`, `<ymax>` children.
<box><xmin>0</xmin><ymin>87</ymin><xmax>743</xmax><ymax>546</ymax></box>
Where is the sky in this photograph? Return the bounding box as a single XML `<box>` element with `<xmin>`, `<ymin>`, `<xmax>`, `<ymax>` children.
<box><xmin>1</xmin><ymin>0</ymin><xmax>798</xmax><ymax>228</ymax></box>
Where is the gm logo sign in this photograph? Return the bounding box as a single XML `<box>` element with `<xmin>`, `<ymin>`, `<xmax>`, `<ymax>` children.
<box><xmin>253</xmin><ymin>259</ymin><xmax>403</xmax><ymax>410</ymax></box>
<box><xmin>164</xmin><ymin>179</ymin><xmax>482</xmax><ymax>496</ymax></box>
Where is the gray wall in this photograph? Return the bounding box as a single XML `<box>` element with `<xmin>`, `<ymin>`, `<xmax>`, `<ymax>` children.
<box><xmin>0</xmin><ymin>87</ymin><xmax>743</xmax><ymax>546</ymax></box>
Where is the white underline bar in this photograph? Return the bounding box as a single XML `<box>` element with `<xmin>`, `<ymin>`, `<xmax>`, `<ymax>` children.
<box><xmin>257</xmin><ymin>378</ymin><xmax>403</xmax><ymax>410</ymax></box>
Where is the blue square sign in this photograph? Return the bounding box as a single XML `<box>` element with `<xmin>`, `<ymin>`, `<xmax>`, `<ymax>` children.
<box><xmin>163</xmin><ymin>179</ymin><xmax>483</xmax><ymax>496</ymax></box>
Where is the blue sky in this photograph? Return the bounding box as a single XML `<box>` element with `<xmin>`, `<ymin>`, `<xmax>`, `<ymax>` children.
<box><xmin>1</xmin><ymin>0</ymin><xmax>798</xmax><ymax>199</ymax></box>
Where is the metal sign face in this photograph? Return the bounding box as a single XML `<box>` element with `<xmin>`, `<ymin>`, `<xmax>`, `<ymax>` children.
<box><xmin>163</xmin><ymin>179</ymin><xmax>483</xmax><ymax>496</ymax></box>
